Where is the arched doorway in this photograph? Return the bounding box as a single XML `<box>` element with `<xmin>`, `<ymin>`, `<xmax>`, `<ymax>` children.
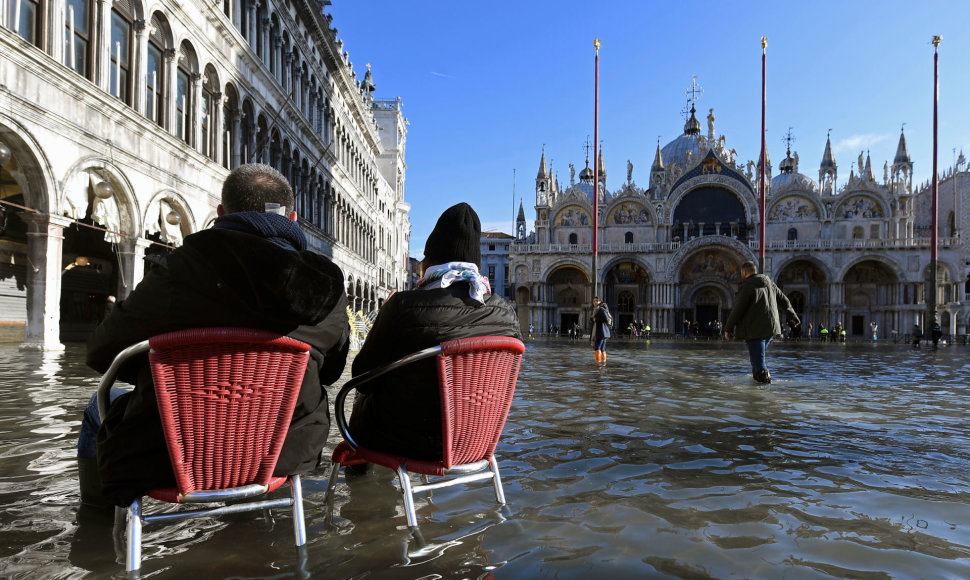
<box><xmin>843</xmin><ymin>260</ymin><xmax>898</xmax><ymax>337</ymax></box>
<box><xmin>603</xmin><ymin>261</ymin><xmax>649</xmax><ymax>332</ymax></box>
<box><xmin>678</xmin><ymin>248</ymin><xmax>743</xmax><ymax>334</ymax></box>
<box><xmin>547</xmin><ymin>265</ymin><xmax>589</xmax><ymax>335</ymax></box>
<box><xmin>776</xmin><ymin>259</ymin><xmax>828</xmax><ymax>330</ymax></box>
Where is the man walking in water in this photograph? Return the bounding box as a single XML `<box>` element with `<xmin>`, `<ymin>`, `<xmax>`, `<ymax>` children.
<box><xmin>724</xmin><ymin>261</ymin><xmax>799</xmax><ymax>384</ymax></box>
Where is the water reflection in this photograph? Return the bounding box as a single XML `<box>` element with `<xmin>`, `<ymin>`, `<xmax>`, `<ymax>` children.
<box><xmin>1</xmin><ymin>340</ymin><xmax>969</xmax><ymax>577</ymax></box>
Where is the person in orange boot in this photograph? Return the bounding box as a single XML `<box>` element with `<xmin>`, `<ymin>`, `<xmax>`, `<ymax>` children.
<box><xmin>590</xmin><ymin>296</ymin><xmax>612</xmax><ymax>362</ymax></box>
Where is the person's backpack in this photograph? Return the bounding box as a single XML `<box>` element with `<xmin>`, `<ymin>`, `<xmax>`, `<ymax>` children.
<box><xmin>604</xmin><ymin>307</ymin><xmax>614</xmax><ymax>329</ymax></box>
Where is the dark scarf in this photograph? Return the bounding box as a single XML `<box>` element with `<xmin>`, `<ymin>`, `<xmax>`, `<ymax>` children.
<box><xmin>212</xmin><ymin>211</ymin><xmax>307</xmax><ymax>251</ymax></box>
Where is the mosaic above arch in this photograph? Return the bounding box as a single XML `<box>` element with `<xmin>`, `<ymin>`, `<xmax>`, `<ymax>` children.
<box><xmin>679</xmin><ymin>249</ymin><xmax>741</xmax><ymax>284</ymax></box>
<box><xmin>769</xmin><ymin>196</ymin><xmax>819</xmax><ymax>221</ymax></box>
<box><xmin>554</xmin><ymin>205</ymin><xmax>589</xmax><ymax>227</ymax></box>
<box><xmin>606</xmin><ymin>261</ymin><xmax>649</xmax><ymax>284</ymax></box>
<box><xmin>607</xmin><ymin>201</ymin><xmax>651</xmax><ymax>225</ymax></box>
<box><xmin>836</xmin><ymin>195</ymin><xmax>884</xmax><ymax>219</ymax></box>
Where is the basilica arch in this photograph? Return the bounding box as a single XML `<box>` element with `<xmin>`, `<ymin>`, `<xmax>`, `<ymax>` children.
<box><xmin>676</xmin><ymin>245</ymin><xmax>745</xmax><ymax>330</ymax></box>
<box><xmin>775</xmin><ymin>257</ymin><xmax>831</xmax><ymax>331</ymax></box>
<box><xmin>601</xmin><ymin>258</ymin><xmax>650</xmax><ymax>331</ymax></box>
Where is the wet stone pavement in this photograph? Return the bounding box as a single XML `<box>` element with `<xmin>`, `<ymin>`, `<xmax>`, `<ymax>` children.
<box><xmin>1</xmin><ymin>338</ymin><xmax>969</xmax><ymax>578</ymax></box>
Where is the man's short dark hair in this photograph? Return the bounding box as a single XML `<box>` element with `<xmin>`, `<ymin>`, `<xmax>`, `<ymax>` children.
<box><xmin>221</xmin><ymin>164</ymin><xmax>295</xmax><ymax>214</ymax></box>
<box><xmin>741</xmin><ymin>261</ymin><xmax>758</xmax><ymax>275</ymax></box>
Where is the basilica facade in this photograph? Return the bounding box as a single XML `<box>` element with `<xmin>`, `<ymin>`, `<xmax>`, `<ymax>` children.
<box><xmin>510</xmin><ymin>105</ymin><xmax>968</xmax><ymax>339</ymax></box>
<box><xmin>0</xmin><ymin>0</ymin><xmax>410</xmax><ymax>347</ymax></box>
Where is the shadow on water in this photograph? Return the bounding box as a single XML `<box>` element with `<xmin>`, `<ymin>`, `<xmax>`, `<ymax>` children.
<box><xmin>1</xmin><ymin>339</ymin><xmax>970</xmax><ymax>578</ymax></box>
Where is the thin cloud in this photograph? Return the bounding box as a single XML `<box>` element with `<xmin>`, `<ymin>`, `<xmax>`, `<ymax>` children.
<box><xmin>482</xmin><ymin>221</ymin><xmax>514</xmax><ymax>236</ymax></box>
<box><xmin>832</xmin><ymin>133</ymin><xmax>892</xmax><ymax>156</ymax></box>
<box><xmin>430</xmin><ymin>71</ymin><xmax>454</xmax><ymax>79</ymax></box>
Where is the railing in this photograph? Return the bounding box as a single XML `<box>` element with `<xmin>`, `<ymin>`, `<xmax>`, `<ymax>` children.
<box><xmin>510</xmin><ymin>242</ymin><xmax>681</xmax><ymax>254</ymax></box>
<box><xmin>511</xmin><ymin>237</ymin><xmax>960</xmax><ymax>254</ymax></box>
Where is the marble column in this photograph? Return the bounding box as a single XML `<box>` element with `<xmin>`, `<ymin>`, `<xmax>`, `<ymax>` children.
<box><xmin>133</xmin><ymin>19</ymin><xmax>148</xmax><ymax>116</ymax></box>
<box><xmin>115</xmin><ymin>237</ymin><xmax>152</xmax><ymax>299</ymax></box>
<box><xmin>20</xmin><ymin>214</ymin><xmax>73</xmax><ymax>351</ymax></box>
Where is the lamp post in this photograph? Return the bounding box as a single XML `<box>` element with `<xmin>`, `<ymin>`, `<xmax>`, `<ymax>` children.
<box><xmin>928</xmin><ymin>36</ymin><xmax>940</xmax><ymax>328</ymax></box>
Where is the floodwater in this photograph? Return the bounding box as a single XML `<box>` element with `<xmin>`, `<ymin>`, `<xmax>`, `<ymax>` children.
<box><xmin>1</xmin><ymin>338</ymin><xmax>969</xmax><ymax>579</ymax></box>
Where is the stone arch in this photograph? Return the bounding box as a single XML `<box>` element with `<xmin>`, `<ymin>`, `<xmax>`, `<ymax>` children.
<box><xmin>836</xmin><ymin>255</ymin><xmax>905</xmax><ymax>283</ymax></box>
<box><xmin>834</xmin><ymin>193</ymin><xmax>888</xmax><ymax>220</ymax></box>
<box><xmin>0</xmin><ymin>118</ymin><xmax>55</xmax><ymax>213</ymax></box>
<box><xmin>143</xmin><ymin>189</ymin><xmax>197</xmax><ymax>246</ymax></box>
<box><xmin>540</xmin><ymin>259</ymin><xmax>590</xmax><ymax>284</ymax></box>
<box><xmin>665</xmin><ymin>236</ymin><xmax>752</xmax><ymax>283</ymax></box>
<box><xmin>59</xmin><ymin>157</ymin><xmax>141</xmax><ymax>240</ymax></box>
<box><xmin>767</xmin><ymin>194</ymin><xmax>822</xmax><ymax>222</ymax></box>
<box><xmin>664</xmin><ymin>173</ymin><xmax>758</xmax><ymax>227</ymax></box>
<box><xmin>671</xmin><ymin>183</ymin><xmax>750</xmax><ymax>240</ymax></box>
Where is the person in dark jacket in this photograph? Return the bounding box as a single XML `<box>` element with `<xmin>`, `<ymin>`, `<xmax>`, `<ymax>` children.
<box><xmin>348</xmin><ymin>203</ymin><xmax>520</xmax><ymax>461</ymax></box>
<box><xmin>590</xmin><ymin>296</ymin><xmax>612</xmax><ymax>362</ymax></box>
<box><xmin>78</xmin><ymin>164</ymin><xmax>350</xmax><ymax>507</ymax></box>
<box><xmin>724</xmin><ymin>260</ymin><xmax>799</xmax><ymax>384</ymax></box>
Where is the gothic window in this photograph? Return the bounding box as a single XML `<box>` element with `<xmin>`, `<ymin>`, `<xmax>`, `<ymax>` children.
<box><xmin>870</xmin><ymin>224</ymin><xmax>879</xmax><ymax>239</ymax></box>
<box><xmin>787</xmin><ymin>227</ymin><xmax>797</xmax><ymax>241</ymax></box>
<box><xmin>9</xmin><ymin>0</ymin><xmax>42</xmax><ymax>46</ymax></box>
<box><xmin>64</xmin><ymin>0</ymin><xmax>93</xmax><ymax>78</ymax></box>
<box><xmin>222</xmin><ymin>84</ymin><xmax>238</xmax><ymax>169</ymax></box>
<box><xmin>624</xmin><ymin>231</ymin><xmax>634</xmax><ymax>244</ymax></box>
<box><xmin>948</xmin><ymin>211</ymin><xmax>956</xmax><ymax>237</ymax></box>
<box><xmin>568</xmin><ymin>233</ymin><xmax>578</xmax><ymax>244</ymax></box>
<box><xmin>109</xmin><ymin>0</ymin><xmax>133</xmax><ymax>105</ymax></box>
<box><xmin>488</xmin><ymin>265</ymin><xmax>495</xmax><ymax>281</ymax></box>
<box><xmin>175</xmin><ymin>42</ymin><xmax>198</xmax><ymax>146</ymax></box>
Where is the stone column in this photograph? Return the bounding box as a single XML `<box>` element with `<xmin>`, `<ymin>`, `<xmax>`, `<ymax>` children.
<box><xmin>115</xmin><ymin>237</ymin><xmax>152</xmax><ymax>299</ymax></box>
<box><xmin>191</xmin><ymin>72</ymin><xmax>203</xmax><ymax>149</ymax></box>
<box><xmin>211</xmin><ymin>91</ymin><xmax>223</xmax><ymax>164</ymax></box>
<box><xmin>20</xmin><ymin>214</ymin><xmax>73</xmax><ymax>351</ymax></box>
<box><xmin>163</xmin><ymin>48</ymin><xmax>177</xmax><ymax>132</ymax></box>
<box><xmin>132</xmin><ymin>19</ymin><xmax>148</xmax><ymax>115</ymax></box>
<box><xmin>95</xmin><ymin>0</ymin><xmax>111</xmax><ymax>90</ymax></box>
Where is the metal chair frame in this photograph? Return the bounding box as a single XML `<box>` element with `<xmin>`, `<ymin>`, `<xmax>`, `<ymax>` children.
<box><xmin>96</xmin><ymin>328</ymin><xmax>310</xmax><ymax>572</ymax></box>
<box><xmin>326</xmin><ymin>336</ymin><xmax>524</xmax><ymax>527</ymax></box>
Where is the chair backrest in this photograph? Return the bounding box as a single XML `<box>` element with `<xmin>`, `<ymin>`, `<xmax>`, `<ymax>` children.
<box><xmin>437</xmin><ymin>336</ymin><xmax>525</xmax><ymax>469</ymax></box>
<box><xmin>148</xmin><ymin>327</ymin><xmax>311</xmax><ymax>494</ymax></box>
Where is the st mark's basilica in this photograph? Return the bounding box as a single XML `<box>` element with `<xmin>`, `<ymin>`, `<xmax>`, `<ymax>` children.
<box><xmin>510</xmin><ymin>96</ymin><xmax>969</xmax><ymax>339</ymax></box>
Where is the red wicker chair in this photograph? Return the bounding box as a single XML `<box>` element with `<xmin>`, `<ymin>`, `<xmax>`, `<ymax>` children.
<box><xmin>96</xmin><ymin>327</ymin><xmax>312</xmax><ymax>572</ymax></box>
<box><xmin>326</xmin><ymin>335</ymin><xmax>525</xmax><ymax>528</ymax></box>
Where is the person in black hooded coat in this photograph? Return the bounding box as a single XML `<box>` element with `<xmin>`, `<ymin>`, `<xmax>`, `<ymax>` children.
<box><xmin>80</xmin><ymin>164</ymin><xmax>350</xmax><ymax>507</ymax></box>
<box><xmin>348</xmin><ymin>203</ymin><xmax>520</xmax><ymax>461</ymax></box>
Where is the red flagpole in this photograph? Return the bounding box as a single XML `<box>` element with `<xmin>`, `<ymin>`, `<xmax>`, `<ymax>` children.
<box><xmin>592</xmin><ymin>38</ymin><xmax>600</xmax><ymax>298</ymax></box>
<box><xmin>759</xmin><ymin>36</ymin><xmax>767</xmax><ymax>273</ymax></box>
<box><xmin>930</xmin><ymin>36</ymin><xmax>940</xmax><ymax>325</ymax></box>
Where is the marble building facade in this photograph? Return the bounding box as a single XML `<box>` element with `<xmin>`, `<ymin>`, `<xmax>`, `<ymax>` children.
<box><xmin>510</xmin><ymin>104</ymin><xmax>968</xmax><ymax>339</ymax></box>
<box><xmin>0</xmin><ymin>0</ymin><xmax>410</xmax><ymax>347</ymax></box>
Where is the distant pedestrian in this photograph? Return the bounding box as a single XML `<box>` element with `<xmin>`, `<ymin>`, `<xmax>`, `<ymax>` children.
<box><xmin>912</xmin><ymin>323</ymin><xmax>922</xmax><ymax>348</ymax></box>
<box><xmin>724</xmin><ymin>261</ymin><xmax>799</xmax><ymax>384</ymax></box>
<box><xmin>870</xmin><ymin>321</ymin><xmax>878</xmax><ymax>341</ymax></box>
<box><xmin>591</xmin><ymin>296</ymin><xmax>612</xmax><ymax>363</ymax></box>
<box><xmin>931</xmin><ymin>322</ymin><xmax>942</xmax><ymax>347</ymax></box>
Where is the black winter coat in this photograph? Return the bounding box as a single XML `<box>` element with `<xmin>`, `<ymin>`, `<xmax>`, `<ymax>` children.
<box><xmin>88</xmin><ymin>227</ymin><xmax>349</xmax><ymax>506</ymax></box>
<box><xmin>349</xmin><ymin>284</ymin><xmax>520</xmax><ymax>460</ymax></box>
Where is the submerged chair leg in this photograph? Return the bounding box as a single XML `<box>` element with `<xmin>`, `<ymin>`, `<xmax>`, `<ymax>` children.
<box><xmin>396</xmin><ymin>466</ymin><xmax>419</xmax><ymax>528</ymax></box>
<box><xmin>290</xmin><ymin>474</ymin><xmax>306</xmax><ymax>546</ymax></box>
<box><xmin>489</xmin><ymin>456</ymin><xmax>507</xmax><ymax>505</ymax></box>
<box><xmin>126</xmin><ymin>498</ymin><xmax>143</xmax><ymax>572</ymax></box>
<box><xmin>324</xmin><ymin>461</ymin><xmax>342</xmax><ymax>521</ymax></box>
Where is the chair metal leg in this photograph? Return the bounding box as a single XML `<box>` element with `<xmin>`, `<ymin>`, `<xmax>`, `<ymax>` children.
<box><xmin>396</xmin><ymin>466</ymin><xmax>419</xmax><ymax>528</ymax></box>
<box><xmin>324</xmin><ymin>461</ymin><xmax>341</xmax><ymax>519</ymax></box>
<box><xmin>126</xmin><ymin>498</ymin><xmax>143</xmax><ymax>572</ymax></box>
<box><xmin>290</xmin><ymin>474</ymin><xmax>306</xmax><ymax>546</ymax></box>
<box><xmin>488</xmin><ymin>456</ymin><xmax>506</xmax><ymax>505</ymax></box>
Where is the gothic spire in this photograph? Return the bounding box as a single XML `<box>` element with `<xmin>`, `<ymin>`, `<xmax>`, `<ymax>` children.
<box><xmin>894</xmin><ymin>128</ymin><xmax>911</xmax><ymax>165</ymax></box>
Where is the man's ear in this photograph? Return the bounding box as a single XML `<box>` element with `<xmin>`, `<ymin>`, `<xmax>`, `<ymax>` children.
<box><xmin>216</xmin><ymin>204</ymin><xmax>225</xmax><ymax>216</ymax></box>
<box><xmin>288</xmin><ymin>210</ymin><xmax>298</xmax><ymax>222</ymax></box>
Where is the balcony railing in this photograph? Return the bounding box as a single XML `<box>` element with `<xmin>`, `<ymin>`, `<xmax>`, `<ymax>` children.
<box><xmin>510</xmin><ymin>236</ymin><xmax>960</xmax><ymax>254</ymax></box>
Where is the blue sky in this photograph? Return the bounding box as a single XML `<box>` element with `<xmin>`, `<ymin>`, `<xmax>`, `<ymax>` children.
<box><xmin>330</xmin><ymin>1</ymin><xmax>970</xmax><ymax>259</ymax></box>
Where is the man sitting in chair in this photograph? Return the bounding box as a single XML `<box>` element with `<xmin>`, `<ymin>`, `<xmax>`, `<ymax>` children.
<box><xmin>349</xmin><ymin>202</ymin><xmax>520</xmax><ymax>461</ymax></box>
<box><xmin>78</xmin><ymin>164</ymin><xmax>350</xmax><ymax>507</ymax></box>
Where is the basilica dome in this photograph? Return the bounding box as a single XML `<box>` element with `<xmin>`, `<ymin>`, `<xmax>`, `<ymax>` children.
<box><xmin>660</xmin><ymin>134</ymin><xmax>701</xmax><ymax>168</ymax></box>
<box><xmin>771</xmin><ymin>171</ymin><xmax>818</xmax><ymax>193</ymax></box>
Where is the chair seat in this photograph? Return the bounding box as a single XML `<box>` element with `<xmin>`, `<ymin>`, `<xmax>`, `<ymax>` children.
<box><xmin>146</xmin><ymin>476</ymin><xmax>291</xmax><ymax>503</ymax></box>
<box><xmin>332</xmin><ymin>441</ymin><xmax>457</xmax><ymax>477</ymax></box>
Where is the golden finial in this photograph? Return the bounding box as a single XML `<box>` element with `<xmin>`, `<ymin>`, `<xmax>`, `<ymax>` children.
<box><xmin>594</xmin><ymin>38</ymin><xmax>601</xmax><ymax>52</ymax></box>
<box><xmin>761</xmin><ymin>36</ymin><xmax>767</xmax><ymax>49</ymax></box>
<box><xmin>932</xmin><ymin>35</ymin><xmax>941</xmax><ymax>48</ymax></box>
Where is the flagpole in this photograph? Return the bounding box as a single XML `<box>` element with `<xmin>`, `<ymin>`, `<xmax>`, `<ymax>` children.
<box><xmin>759</xmin><ymin>36</ymin><xmax>767</xmax><ymax>274</ymax></box>
<box><xmin>929</xmin><ymin>35</ymin><xmax>940</xmax><ymax>327</ymax></box>
<box><xmin>592</xmin><ymin>38</ymin><xmax>600</xmax><ymax>300</ymax></box>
